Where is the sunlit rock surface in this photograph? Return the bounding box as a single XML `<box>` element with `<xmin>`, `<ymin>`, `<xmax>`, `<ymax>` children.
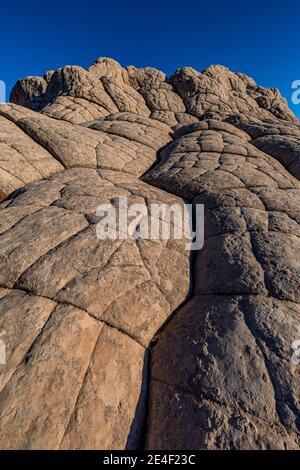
<box><xmin>0</xmin><ymin>57</ymin><xmax>299</xmax><ymax>449</ymax></box>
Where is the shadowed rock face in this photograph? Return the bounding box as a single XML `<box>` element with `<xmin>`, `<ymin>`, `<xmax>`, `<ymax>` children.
<box><xmin>0</xmin><ymin>57</ymin><xmax>299</xmax><ymax>449</ymax></box>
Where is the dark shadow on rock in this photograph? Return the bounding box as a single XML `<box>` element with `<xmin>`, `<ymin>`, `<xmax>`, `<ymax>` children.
<box><xmin>126</xmin><ymin>245</ymin><xmax>197</xmax><ymax>449</ymax></box>
<box><xmin>125</xmin><ymin>347</ymin><xmax>150</xmax><ymax>450</ymax></box>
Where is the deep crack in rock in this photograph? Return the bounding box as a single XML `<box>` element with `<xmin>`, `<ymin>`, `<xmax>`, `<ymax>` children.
<box><xmin>0</xmin><ymin>57</ymin><xmax>299</xmax><ymax>450</ymax></box>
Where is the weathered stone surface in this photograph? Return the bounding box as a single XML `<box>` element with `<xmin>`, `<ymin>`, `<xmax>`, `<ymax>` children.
<box><xmin>146</xmin><ymin>168</ymin><xmax>300</xmax><ymax>449</ymax></box>
<box><xmin>39</xmin><ymin>60</ymin><xmax>150</xmax><ymax>124</ymax></box>
<box><xmin>0</xmin><ymin>290</ymin><xmax>56</xmax><ymax>391</ymax></box>
<box><xmin>170</xmin><ymin>65</ymin><xmax>297</xmax><ymax>123</ymax></box>
<box><xmin>0</xmin><ymin>57</ymin><xmax>299</xmax><ymax>450</ymax></box>
<box><xmin>0</xmin><ymin>167</ymin><xmax>189</xmax><ymax>449</ymax></box>
<box><xmin>41</xmin><ymin>96</ymin><xmax>110</xmax><ymax>124</ymax></box>
<box><xmin>60</xmin><ymin>324</ymin><xmax>145</xmax><ymax>450</ymax></box>
<box><xmin>0</xmin><ymin>104</ymin><xmax>172</xmax><ymax>177</ymax></box>
<box><xmin>143</xmin><ymin>119</ymin><xmax>299</xmax><ymax>198</ymax></box>
<box><xmin>146</xmin><ymin>296</ymin><xmax>300</xmax><ymax>450</ymax></box>
<box><xmin>10</xmin><ymin>76</ymin><xmax>48</xmax><ymax>111</ymax></box>
<box><xmin>225</xmin><ymin>113</ymin><xmax>300</xmax><ymax>179</ymax></box>
<box><xmin>127</xmin><ymin>66</ymin><xmax>186</xmax><ymax>115</ymax></box>
<box><xmin>0</xmin><ymin>112</ymin><xmax>63</xmax><ymax>196</ymax></box>
<box><xmin>0</xmin><ymin>303</ymin><xmax>102</xmax><ymax>449</ymax></box>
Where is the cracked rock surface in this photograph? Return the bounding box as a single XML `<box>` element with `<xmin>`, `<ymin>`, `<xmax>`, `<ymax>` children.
<box><xmin>0</xmin><ymin>57</ymin><xmax>299</xmax><ymax>449</ymax></box>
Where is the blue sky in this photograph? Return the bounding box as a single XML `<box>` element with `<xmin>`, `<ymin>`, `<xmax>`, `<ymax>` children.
<box><xmin>1</xmin><ymin>0</ymin><xmax>299</xmax><ymax>118</ymax></box>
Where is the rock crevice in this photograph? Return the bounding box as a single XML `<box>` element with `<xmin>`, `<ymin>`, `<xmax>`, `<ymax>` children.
<box><xmin>0</xmin><ymin>57</ymin><xmax>299</xmax><ymax>449</ymax></box>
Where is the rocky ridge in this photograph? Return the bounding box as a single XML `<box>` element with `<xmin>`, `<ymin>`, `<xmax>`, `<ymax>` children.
<box><xmin>0</xmin><ymin>57</ymin><xmax>299</xmax><ymax>449</ymax></box>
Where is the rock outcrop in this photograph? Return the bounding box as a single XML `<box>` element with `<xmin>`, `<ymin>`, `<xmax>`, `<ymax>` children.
<box><xmin>0</xmin><ymin>57</ymin><xmax>299</xmax><ymax>449</ymax></box>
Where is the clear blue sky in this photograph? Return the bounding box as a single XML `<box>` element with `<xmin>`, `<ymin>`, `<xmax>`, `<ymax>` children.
<box><xmin>1</xmin><ymin>0</ymin><xmax>299</xmax><ymax>118</ymax></box>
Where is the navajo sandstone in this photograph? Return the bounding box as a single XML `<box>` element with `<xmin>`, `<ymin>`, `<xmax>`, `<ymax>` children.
<box><xmin>0</xmin><ymin>57</ymin><xmax>299</xmax><ymax>449</ymax></box>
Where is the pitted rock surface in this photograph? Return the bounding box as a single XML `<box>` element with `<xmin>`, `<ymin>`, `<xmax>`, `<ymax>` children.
<box><xmin>0</xmin><ymin>57</ymin><xmax>299</xmax><ymax>450</ymax></box>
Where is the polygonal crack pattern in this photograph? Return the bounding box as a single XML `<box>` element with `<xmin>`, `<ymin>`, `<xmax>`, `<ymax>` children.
<box><xmin>0</xmin><ymin>57</ymin><xmax>299</xmax><ymax>449</ymax></box>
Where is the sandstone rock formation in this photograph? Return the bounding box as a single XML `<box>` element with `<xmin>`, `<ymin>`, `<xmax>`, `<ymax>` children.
<box><xmin>0</xmin><ymin>57</ymin><xmax>299</xmax><ymax>449</ymax></box>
